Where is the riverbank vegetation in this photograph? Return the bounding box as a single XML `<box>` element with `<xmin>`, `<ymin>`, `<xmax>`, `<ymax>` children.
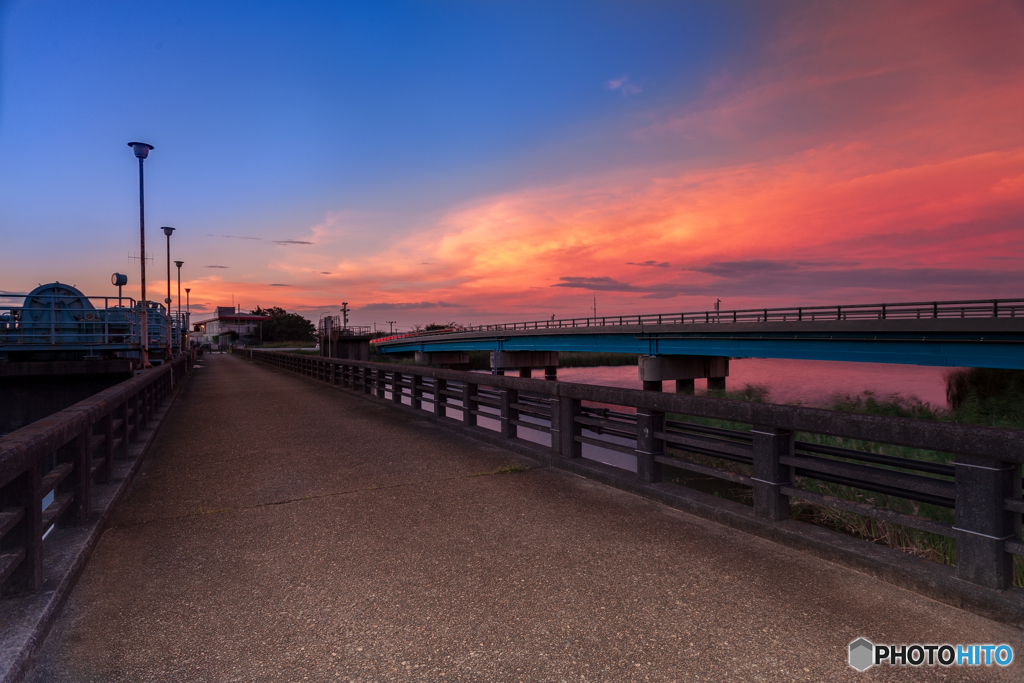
<box><xmin>667</xmin><ymin>368</ymin><xmax>1024</xmax><ymax>586</ymax></box>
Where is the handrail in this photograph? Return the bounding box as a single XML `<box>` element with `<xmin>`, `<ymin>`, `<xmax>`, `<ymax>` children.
<box><xmin>0</xmin><ymin>352</ymin><xmax>194</xmax><ymax>596</ymax></box>
<box><xmin>372</xmin><ymin>297</ymin><xmax>1024</xmax><ymax>345</ymax></box>
<box><xmin>245</xmin><ymin>349</ymin><xmax>1024</xmax><ymax>591</ymax></box>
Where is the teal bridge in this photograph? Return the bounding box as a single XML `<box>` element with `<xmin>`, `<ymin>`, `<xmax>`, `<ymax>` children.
<box><xmin>372</xmin><ymin>298</ymin><xmax>1024</xmax><ymax>370</ymax></box>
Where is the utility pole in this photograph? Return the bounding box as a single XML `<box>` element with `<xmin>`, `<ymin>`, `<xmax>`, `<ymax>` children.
<box><xmin>593</xmin><ymin>296</ymin><xmax>597</xmax><ymax>320</ymax></box>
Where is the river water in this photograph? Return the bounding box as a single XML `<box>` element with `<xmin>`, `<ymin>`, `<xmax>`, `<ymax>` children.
<box><xmin>556</xmin><ymin>358</ymin><xmax>957</xmax><ymax>409</ymax></box>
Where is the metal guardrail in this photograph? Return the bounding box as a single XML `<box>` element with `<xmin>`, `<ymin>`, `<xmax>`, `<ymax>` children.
<box><xmin>246</xmin><ymin>349</ymin><xmax>1024</xmax><ymax>591</ymax></box>
<box><xmin>0</xmin><ymin>352</ymin><xmax>194</xmax><ymax>596</ymax></box>
<box><xmin>0</xmin><ymin>293</ymin><xmax>188</xmax><ymax>351</ymax></box>
<box><xmin>372</xmin><ymin>297</ymin><xmax>1024</xmax><ymax>345</ymax></box>
<box><xmin>316</xmin><ymin>316</ymin><xmax>371</xmax><ymax>339</ymax></box>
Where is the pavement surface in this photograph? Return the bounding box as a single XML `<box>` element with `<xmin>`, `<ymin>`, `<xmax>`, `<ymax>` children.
<box><xmin>26</xmin><ymin>353</ymin><xmax>1024</xmax><ymax>682</ymax></box>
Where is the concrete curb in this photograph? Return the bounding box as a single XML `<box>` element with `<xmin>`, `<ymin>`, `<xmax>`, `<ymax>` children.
<box><xmin>257</xmin><ymin>356</ymin><xmax>1024</xmax><ymax>629</ymax></box>
<box><xmin>0</xmin><ymin>373</ymin><xmax>192</xmax><ymax>683</ymax></box>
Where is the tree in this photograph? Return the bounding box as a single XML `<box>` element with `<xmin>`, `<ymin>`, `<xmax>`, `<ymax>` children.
<box><xmin>250</xmin><ymin>306</ymin><xmax>315</xmax><ymax>342</ymax></box>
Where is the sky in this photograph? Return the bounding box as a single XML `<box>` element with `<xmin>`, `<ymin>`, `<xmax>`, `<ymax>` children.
<box><xmin>1</xmin><ymin>0</ymin><xmax>1022</xmax><ymax>329</ymax></box>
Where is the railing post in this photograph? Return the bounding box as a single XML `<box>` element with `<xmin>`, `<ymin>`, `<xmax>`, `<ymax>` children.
<box><xmin>751</xmin><ymin>426</ymin><xmax>793</xmax><ymax>521</ymax></box>
<box><xmin>434</xmin><ymin>378</ymin><xmax>447</xmax><ymax>418</ymax></box>
<box><xmin>556</xmin><ymin>396</ymin><xmax>582</xmax><ymax>458</ymax></box>
<box><xmin>411</xmin><ymin>374</ymin><xmax>423</xmax><ymax>410</ymax></box>
<box><xmin>463</xmin><ymin>381</ymin><xmax>477</xmax><ymax>427</ymax></box>
<box><xmin>954</xmin><ymin>454</ymin><xmax>1019</xmax><ymax>589</ymax></box>
<box><xmin>392</xmin><ymin>371</ymin><xmax>403</xmax><ymax>404</ymax></box>
<box><xmin>375</xmin><ymin>369</ymin><xmax>386</xmax><ymax>398</ymax></box>
<box><xmin>635</xmin><ymin>408</ymin><xmax>664</xmax><ymax>483</ymax></box>
<box><xmin>71</xmin><ymin>430</ymin><xmax>92</xmax><ymax>525</ymax></box>
<box><xmin>99</xmin><ymin>413</ymin><xmax>114</xmax><ymax>482</ymax></box>
<box><xmin>362</xmin><ymin>367</ymin><xmax>372</xmax><ymax>395</ymax></box>
<box><xmin>0</xmin><ymin>463</ymin><xmax>43</xmax><ymax>595</ymax></box>
<box><xmin>120</xmin><ymin>398</ymin><xmax>131</xmax><ymax>457</ymax></box>
<box><xmin>500</xmin><ymin>386</ymin><xmax>518</xmax><ymax>439</ymax></box>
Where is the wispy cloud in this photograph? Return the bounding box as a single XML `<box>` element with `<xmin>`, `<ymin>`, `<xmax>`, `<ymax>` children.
<box><xmin>269</xmin><ymin>283</ymin><xmax>291</xmax><ymax>287</ymax></box>
<box><xmin>360</xmin><ymin>301</ymin><xmax>466</xmax><ymax>311</ymax></box>
<box><xmin>606</xmin><ymin>75</ymin><xmax>642</xmax><ymax>96</ymax></box>
<box><xmin>209</xmin><ymin>234</ymin><xmax>261</xmax><ymax>241</ymax></box>
<box><xmin>205</xmin><ymin>265</ymin><xmax>230</xmax><ymax>269</ymax></box>
<box><xmin>627</xmin><ymin>261</ymin><xmax>670</xmax><ymax>268</ymax></box>
<box><xmin>207</xmin><ymin>234</ymin><xmax>313</xmax><ymax>245</ymax></box>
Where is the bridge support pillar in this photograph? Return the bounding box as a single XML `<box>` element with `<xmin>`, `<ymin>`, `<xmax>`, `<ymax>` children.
<box><xmin>491</xmin><ymin>351</ymin><xmax>559</xmax><ymax>378</ymax></box>
<box><xmin>675</xmin><ymin>379</ymin><xmax>695</xmax><ymax>395</ymax></box>
<box><xmin>414</xmin><ymin>351</ymin><xmax>470</xmax><ymax>370</ymax></box>
<box><xmin>544</xmin><ymin>366</ymin><xmax>557</xmax><ymax>381</ymax></box>
<box><xmin>954</xmin><ymin>454</ymin><xmax>1020</xmax><ymax>589</ymax></box>
<box><xmin>638</xmin><ymin>355</ymin><xmax>729</xmax><ymax>393</ymax></box>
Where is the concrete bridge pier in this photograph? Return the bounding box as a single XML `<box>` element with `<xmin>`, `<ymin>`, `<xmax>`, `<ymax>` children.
<box><xmin>414</xmin><ymin>351</ymin><xmax>470</xmax><ymax>370</ymax></box>
<box><xmin>491</xmin><ymin>351</ymin><xmax>559</xmax><ymax>380</ymax></box>
<box><xmin>638</xmin><ymin>355</ymin><xmax>729</xmax><ymax>393</ymax></box>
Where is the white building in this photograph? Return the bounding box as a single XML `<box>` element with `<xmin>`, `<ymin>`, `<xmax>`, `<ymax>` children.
<box><xmin>191</xmin><ymin>307</ymin><xmax>271</xmax><ymax>348</ymax></box>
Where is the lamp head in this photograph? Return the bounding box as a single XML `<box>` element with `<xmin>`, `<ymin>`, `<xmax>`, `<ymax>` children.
<box><xmin>161</xmin><ymin>226</ymin><xmax>175</xmax><ymax>237</ymax></box>
<box><xmin>174</xmin><ymin>260</ymin><xmax>184</xmax><ymax>268</ymax></box>
<box><xmin>128</xmin><ymin>142</ymin><xmax>154</xmax><ymax>159</ymax></box>
<box><xmin>185</xmin><ymin>288</ymin><xmax>191</xmax><ymax>293</ymax></box>
<box><xmin>111</xmin><ymin>273</ymin><xmax>128</xmax><ymax>287</ymax></box>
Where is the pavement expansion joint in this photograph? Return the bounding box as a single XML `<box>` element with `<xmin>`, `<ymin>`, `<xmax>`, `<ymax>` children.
<box><xmin>108</xmin><ymin>463</ymin><xmax>546</xmax><ymax>529</ymax></box>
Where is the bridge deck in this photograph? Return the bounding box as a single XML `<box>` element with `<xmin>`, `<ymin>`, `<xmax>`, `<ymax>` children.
<box><xmin>28</xmin><ymin>354</ymin><xmax>1023</xmax><ymax>681</ymax></box>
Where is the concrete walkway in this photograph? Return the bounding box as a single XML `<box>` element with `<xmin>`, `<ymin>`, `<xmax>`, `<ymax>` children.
<box><xmin>27</xmin><ymin>354</ymin><xmax>1023</xmax><ymax>682</ymax></box>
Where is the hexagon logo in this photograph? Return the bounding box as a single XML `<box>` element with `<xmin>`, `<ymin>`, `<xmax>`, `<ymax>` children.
<box><xmin>849</xmin><ymin>638</ymin><xmax>874</xmax><ymax>671</ymax></box>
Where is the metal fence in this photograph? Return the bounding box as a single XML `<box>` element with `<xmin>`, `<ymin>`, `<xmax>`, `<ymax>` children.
<box><xmin>0</xmin><ymin>293</ymin><xmax>188</xmax><ymax>352</ymax></box>
<box><xmin>0</xmin><ymin>353</ymin><xmax>194</xmax><ymax>596</ymax></box>
<box><xmin>246</xmin><ymin>349</ymin><xmax>1024</xmax><ymax>591</ymax></box>
<box><xmin>372</xmin><ymin>297</ymin><xmax>1024</xmax><ymax>345</ymax></box>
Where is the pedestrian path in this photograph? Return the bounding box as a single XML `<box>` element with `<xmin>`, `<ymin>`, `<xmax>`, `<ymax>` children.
<box><xmin>27</xmin><ymin>354</ymin><xmax>1023</xmax><ymax>681</ymax></box>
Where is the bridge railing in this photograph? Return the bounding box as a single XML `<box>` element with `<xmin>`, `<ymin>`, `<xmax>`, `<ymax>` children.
<box><xmin>246</xmin><ymin>349</ymin><xmax>1024</xmax><ymax>591</ymax></box>
<box><xmin>0</xmin><ymin>352</ymin><xmax>193</xmax><ymax>597</ymax></box>
<box><xmin>371</xmin><ymin>297</ymin><xmax>1024</xmax><ymax>345</ymax></box>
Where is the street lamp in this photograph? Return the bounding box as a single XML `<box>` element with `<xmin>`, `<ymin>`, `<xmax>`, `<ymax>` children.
<box><xmin>175</xmin><ymin>260</ymin><xmax>184</xmax><ymax>350</ymax></box>
<box><xmin>386</xmin><ymin>320</ymin><xmax>396</xmax><ymax>334</ymax></box>
<box><xmin>162</xmin><ymin>226</ymin><xmax>175</xmax><ymax>357</ymax></box>
<box><xmin>128</xmin><ymin>141</ymin><xmax>154</xmax><ymax>368</ymax></box>
<box><xmin>185</xmin><ymin>287</ymin><xmax>191</xmax><ymax>348</ymax></box>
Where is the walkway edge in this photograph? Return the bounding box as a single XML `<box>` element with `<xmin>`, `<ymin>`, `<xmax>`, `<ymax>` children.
<box><xmin>0</xmin><ymin>372</ymin><xmax>192</xmax><ymax>683</ymax></box>
<box><xmin>266</xmin><ymin>359</ymin><xmax>1024</xmax><ymax>629</ymax></box>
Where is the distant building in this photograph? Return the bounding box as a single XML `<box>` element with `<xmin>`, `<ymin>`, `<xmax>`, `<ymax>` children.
<box><xmin>192</xmin><ymin>307</ymin><xmax>271</xmax><ymax>349</ymax></box>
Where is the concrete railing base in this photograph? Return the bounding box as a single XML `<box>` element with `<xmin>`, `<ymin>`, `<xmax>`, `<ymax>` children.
<box><xmin>0</xmin><ymin>383</ymin><xmax>188</xmax><ymax>683</ymax></box>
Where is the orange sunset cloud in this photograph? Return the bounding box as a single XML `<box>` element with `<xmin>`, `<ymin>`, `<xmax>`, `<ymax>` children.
<box><xmin>212</xmin><ymin>0</ymin><xmax>1024</xmax><ymax>324</ymax></box>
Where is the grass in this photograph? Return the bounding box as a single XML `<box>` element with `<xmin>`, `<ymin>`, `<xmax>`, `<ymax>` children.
<box><xmin>664</xmin><ymin>372</ymin><xmax>1024</xmax><ymax>587</ymax></box>
<box><xmin>472</xmin><ymin>464</ymin><xmax>531</xmax><ymax>476</ymax></box>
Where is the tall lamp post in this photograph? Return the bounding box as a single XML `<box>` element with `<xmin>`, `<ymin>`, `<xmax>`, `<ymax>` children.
<box><xmin>162</xmin><ymin>227</ymin><xmax>175</xmax><ymax>357</ymax></box>
<box><xmin>128</xmin><ymin>142</ymin><xmax>154</xmax><ymax>368</ymax></box>
<box><xmin>185</xmin><ymin>288</ymin><xmax>191</xmax><ymax>347</ymax></box>
<box><xmin>175</xmin><ymin>260</ymin><xmax>184</xmax><ymax>350</ymax></box>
